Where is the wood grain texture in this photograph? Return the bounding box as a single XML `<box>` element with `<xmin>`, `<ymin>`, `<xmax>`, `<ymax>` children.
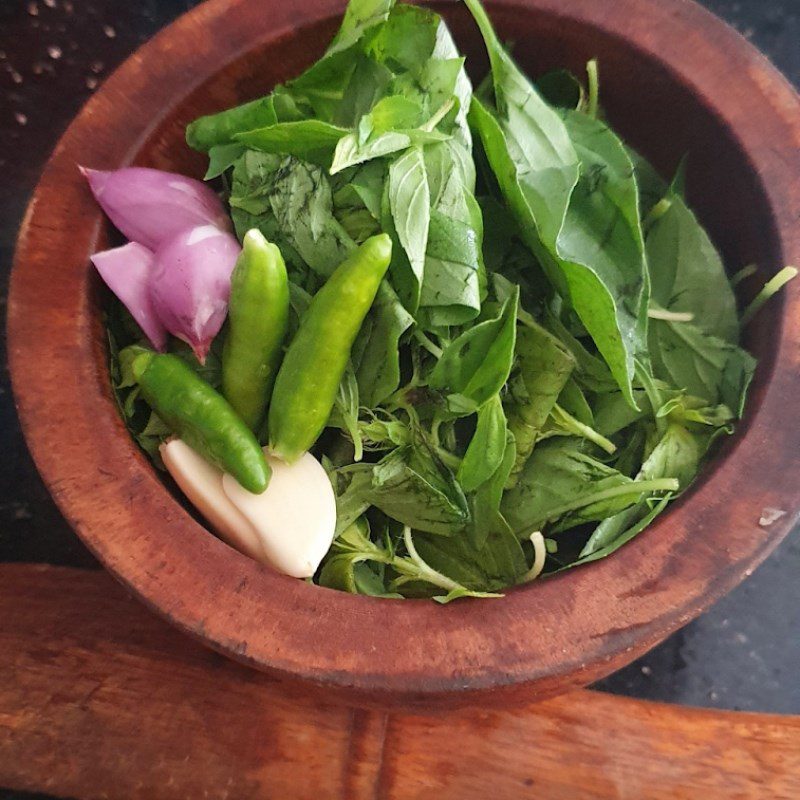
<box><xmin>0</xmin><ymin>564</ymin><xmax>798</xmax><ymax>800</ymax></box>
<box><xmin>7</xmin><ymin>0</ymin><xmax>800</xmax><ymax>708</ymax></box>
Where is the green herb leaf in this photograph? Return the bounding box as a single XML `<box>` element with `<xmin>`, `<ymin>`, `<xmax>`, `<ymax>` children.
<box><xmin>413</xmin><ymin>523</ymin><xmax>527</xmax><ymax>593</ymax></box>
<box><xmin>428</xmin><ymin>286</ymin><xmax>518</xmax><ymax>409</ymax></box>
<box><xmin>387</xmin><ymin>146</ymin><xmax>430</xmax><ymax>309</ymax></box>
<box><xmin>234</xmin><ymin>120</ymin><xmax>348</xmax><ymax>165</ymax></box>
<box><xmin>330</xmin><ymin>363</ymin><xmax>363</xmax><ymax>461</ymax></box>
<box><xmin>367</xmin><ymin>445</ymin><xmax>470</xmax><ymax>534</ymax></box>
<box><xmin>646</xmin><ymin>195</ymin><xmax>739</xmax><ymax>342</ymax></box>
<box><xmin>457</xmin><ymin>394</ymin><xmax>507</xmax><ymax>492</ymax></box>
<box><xmin>230</xmin><ymin>152</ymin><xmax>356</xmax><ymax>278</ymax></box>
<box><xmin>465</xmin><ymin>0</ymin><xmax>648</xmax><ymax>404</ymax></box>
<box><xmin>331</xmin><ymin>126</ymin><xmax>448</xmax><ymax>174</ymax></box>
<box><xmin>352</xmin><ymin>281</ymin><xmax>415</xmax><ymax>406</ymax></box>
<box><xmin>502</xmin><ymin>438</ymin><xmax>676</xmax><ymax>535</ymax></box>
<box><xmin>417</xmin><ymin>141</ymin><xmax>483</xmax><ymax>327</ymax></box>
<box><xmin>506</xmin><ymin>317</ymin><xmax>575</xmax><ymax>483</ymax></box>
<box><xmin>205</xmin><ymin>143</ymin><xmax>246</xmax><ymax>179</ymax></box>
<box><xmin>469</xmin><ymin>430</ymin><xmax>517</xmax><ymax>549</ymax></box>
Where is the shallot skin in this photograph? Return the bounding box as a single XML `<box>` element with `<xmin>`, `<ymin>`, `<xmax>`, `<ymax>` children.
<box><xmin>81</xmin><ymin>166</ymin><xmax>231</xmax><ymax>250</ymax></box>
<box><xmin>149</xmin><ymin>225</ymin><xmax>241</xmax><ymax>363</ymax></box>
<box><xmin>91</xmin><ymin>242</ymin><xmax>167</xmax><ymax>351</ymax></box>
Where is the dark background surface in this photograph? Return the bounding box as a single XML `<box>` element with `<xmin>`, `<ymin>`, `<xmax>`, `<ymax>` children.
<box><xmin>0</xmin><ymin>1</ymin><xmax>798</xmax><ymax>794</ymax></box>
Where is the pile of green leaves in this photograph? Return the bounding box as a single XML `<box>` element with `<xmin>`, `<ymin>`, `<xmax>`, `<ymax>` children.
<box><xmin>109</xmin><ymin>0</ymin><xmax>787</xmax><ymax>601</ymax></box>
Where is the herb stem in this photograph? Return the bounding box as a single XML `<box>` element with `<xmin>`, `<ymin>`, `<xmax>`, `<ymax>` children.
<box><xmin>397</xmin><ymin>526</ymin><xmax>461</xmax><ymax>591</ymax></box>
<box><xmin>435</xmin><ymin>446</ymin><xmax>462</xmax><ymax>470</ymax></box>
<box><xmin>518</xmin><ymin>531</ymin><xmax>546</xmax><ymax>583</ymax></box>
<box><xmin>413</xmin><ymin>328</ymin><xmax>443</xmax><ymax>359</ymax></box>
<box><xmin>731</xmin><ymin>263</ymin><xmax>758</xmax><ymax>288</ymax></box>
<box><xmin>648</xmin><ymin>306</ymin><xmax>694</xmax><ymax>322</ymax></box>
<box><xmin>422</xmin><ymin>98</ymin><xmax>456</xmax><ymax>132</ymax></box>
<box><xmin>586</xmin><ymin>59</ymin><xmax>599</xmax><ymax>119</ymax></box>
<box><xmin>635</xmin><ymin>359</ymin><xmax>668</xmax><ymax>437</ymax></box>
<box><xmin>552</xmin><ymin>404</ymin><xmax>616</xmax><ymax>454</ymax></box>
<box><xmin>643</xmin><ymin>197</ymin><xmax>672</xmax><ymax>230</ymax></box>
<box><xmin>740</xmin><ymin>266</ymin><xmax>797</xmax><ymax>326</ymax></box>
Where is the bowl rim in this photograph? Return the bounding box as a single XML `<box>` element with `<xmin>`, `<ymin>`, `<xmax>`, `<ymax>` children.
<box><xmin>8</xmin><ymin>0</ymin><xmax>800</xmax><ymax>707</ymax></box>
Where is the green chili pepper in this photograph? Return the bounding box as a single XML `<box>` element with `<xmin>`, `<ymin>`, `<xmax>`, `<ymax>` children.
<box><xmin>222</xmin><ymin>230</ymin><xmax>289</xmax><ymax>434</ymax></box>
<box><xmin>268</xmin><ymin>233</ymin><xmax>393</xmax><ymax>463</ymax></box>
<box><xmin>133</xmin><ymin>352</ymin><xmax>271</xmax><ymax>493</ymax></box>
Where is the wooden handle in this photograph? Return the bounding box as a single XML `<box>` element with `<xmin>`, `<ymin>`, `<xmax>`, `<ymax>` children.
<box><xmin>0</xmin><ymin>563</ymin><xmax>797</xmax><ymax>799</ymax></box>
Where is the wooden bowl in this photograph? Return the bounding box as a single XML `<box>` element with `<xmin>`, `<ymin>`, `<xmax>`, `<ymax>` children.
<box><xmin>8</xmin><ymin>0</ymin><xmax>800</xmax><ymax>709</ymax></box>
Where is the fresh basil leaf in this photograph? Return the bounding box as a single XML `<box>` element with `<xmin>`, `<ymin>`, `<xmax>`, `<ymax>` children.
<box><xmin>330</xmin><ymin>126</ymin><xmax>448</xmax><ymax>174</ymax></box>
<box><xmin>645</xmin><ymin>193</ymin><xmax>753</xmax><ymax>412</ymax></box>
<box><xmin>326</xmin><ymin>0</ymin><xmax>396</xmax><ymax>58</ymax></box>
<box><xmin>358</xmin><ymin>409</ymin><xmax>413</xmax><ymax>451</ymax></box>
<box><xmin>370</xmin><ymin>4</ymin><xmax>472</xmax><ymax>147</ymax></box>
<box><xmin>579</xmin><ymin>421</ymin><xmax>699</xmax><ymax>558</ymax></box>
<box><xmin>205</xmin><ymin>143</ymin><xmax>246</xmax><ymax>179</ymax></box>
<box><xmin>628</xmin><ymin>147</ymin><xmax>667</xmax><ymax>218</ymax></box>
<box><xmin>502</xmin><ymin>438</ymin><xmax>675</xmax><ymax>535</ymax></box>
<box><xmin>572</xmin><ymin>495</ymin><xmax>671</xmax><ymax>566</ymax></box>
<box><xmin>332</xmin><ymin>468</ymin><xmax>374</xmax><ymax>536</ymax></box>
<box><xmin>387</xmin><ymin>146</ymin><xmax>430</xmax><ymax>310</ymax></box>
<box><xmin>335</xmin><ymin>55</ymin><xmax>395</xmax><ymax>127</ymax></box>
<box><xmin>234</xmin><ymin>120</ymin><xmax>348</xmax><ymax>165</ymax></box>
<box><xmin>469</xmin><ymin>431</ymin><xmax>517</xmax><ymax>549</ymax></box>
<box><xmin>367</xmin><ymin>445</ymin><xmax>470</xmax><ymax>535</ymax></box>
<box><xmin>647</xmin><ymin>195</ymin><xmax>739</xmax><ymax>342</ymax></box>
<box><xmin>414</xmin><ymin>524</ymin><xmax>527</xmax><ymax>593</ymax></box>
<box><xmin>116</xmin><ymin>344</ymin><xmax>150</xmax><ymax>389</ymax></box>
<box><xmin>287</xmin><ymin>0</ymin><xmax>396</xmax><ymax>120</ymax></box>
<box><xmin>229</xmin><ymin>154</ymin><xmax>315</xmax><ymax>280</ymax></box>
<box><xmin>332</xmin><ymin>161</ymin><xmax>386</xmax><ymax>243</ymax></box>
<box><xmin>334</xmin><ymin>160</ymin><xmax>386</xmax><ymax>219</ymax></box>
<box><xmin>417</xmin><ymin>141</ymin><xmax>483</xmax><ymax>327</ymax></box>
<box><xmin>318</xmin><ymin>518</ymin><xmax>396</xmax><ymax>593</ymax></box>
<box><xmin>352</xmin><ymin>281</ymin><xmax>414</xmax><ymax>406</ymax></box>
<box><xmin>457</xmin><ymin>394</ymin><xmax>507</xmax><ymax>492</ymax></box>
<box><xmin>555</xmin><ymin>110</ymin><xmax>649</xmax><ymax>406</ymax></box>
<box><xmin>558</xmin><ymin>377</ymin><xmax>594</xmax><ymax>426</ymax></box>
<box><xmin>506</xmin><ymin>318</ymin><xmax>575</xmax><ymax>483</ymax></box>
<box><xmin>466</xmin><ymin>1</ymin><xmax>648</xmax><ymax>405</ymax></box>
<box><xmin>591</xmin><ymin>389</ymin><xmax>649</xmax><ymax>437</ymax></box>
<box><xmin>186</xmin><ymin>87</ymin><xmax>305</xmax><ymax>152</ymax></box>
<box><xmin>418</xmin><ymin>208</ymin><xmax>482</xmax><ymax>327</ymax></box>
<box><xmin>231</xmin><ymin>153</ymin><xmax>356</xmax><ymax>277</ymax></box>
<box><xmin>228</xmin><ymin>150</ymin><xmax>282</xmax><ymax>215</ymax></box>
<box><xmin>363</xmin><ymin>94</ymin><xmax>426</xmax><ymax>134</ymax></box>
<box><xmin>330</xmin><ymin>364</ymin><xmax>363</xmax><ymax>461</ymax></box>
<box><xmin>367</xmin><ymin>3</ymin><xmax>438</xmax><ymax>71</ymax></box>
<box><xmin>428</xmin><ymin>286</ymin><xmax>518</xmax><ymax>409</ymax></box>
<box><xmin>638</xmin><ymin>422</ymin><xmax>701</xmax><ymax>488</ymax></box>
<box><xmin>649</xmin><ymin>319</ymin><xmax>755</xmax><ymax>414</ymax></box>
<box><xmin>465</xmin><ymin>0</ymin><xmax>579</xmax><ymax>247</ymax></box>
<box><xmin>428</xmin><ymin>18</ymin><xmax>472</xmax><ymax>149</ymax></box>
<box><xmin>543</xmin><ymin>305</ymin><xmax>617</xmax><ymax>392</ymax></box>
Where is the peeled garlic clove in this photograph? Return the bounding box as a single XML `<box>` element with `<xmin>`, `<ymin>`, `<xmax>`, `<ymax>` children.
<box><xmin>91</xmin><ymin>242</ymin><xmax>167</xmax><ymax>351</ymax></box>
<box><xmin>81</xmin><ymin>166</ymin><xmax>231</xmax><ymax>250</ymax></box>
<box><xmin>160</xmin><ymin>438</ymin><xmax>266</xmax><ymax>563</ymax></box>
<box><xmin>222</xmin><ymin>451</ymin><xmax>336</xmax><ymax>579</ymax></box>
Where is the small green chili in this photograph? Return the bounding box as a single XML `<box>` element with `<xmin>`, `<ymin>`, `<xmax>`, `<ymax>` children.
<box><xmin>222</xmin><ymin>229</ymin><xmax>289</xmax><ymax>434</ymax></box>
<box><xmin>268</xmin><ymin>233</ymin><xmax>392</xmax><ymax>463</ymax></box>
<box><xmin>133</xmin><ymin>352</ymin><xmax>270</xmax><ymax>493</ymax></box>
